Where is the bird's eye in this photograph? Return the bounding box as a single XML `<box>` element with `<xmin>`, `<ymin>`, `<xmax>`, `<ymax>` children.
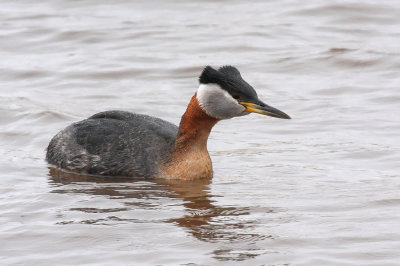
<box><xmin>232</xmin><ymin>94</ymin><xmax>240</xmax><ymax>100</ymax></box>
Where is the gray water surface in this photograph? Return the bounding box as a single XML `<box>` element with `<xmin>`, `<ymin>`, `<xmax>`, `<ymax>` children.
<box><xmin>1</xmin><ymin>0</ymin><xmax>400</xmax><ymax>265</ymax></box>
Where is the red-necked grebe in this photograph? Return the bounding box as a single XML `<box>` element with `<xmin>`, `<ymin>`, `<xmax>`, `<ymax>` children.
<box><xmin>46</xmin><ymin>66</ymin><xmax>290</xmax><ymax>180</ymax></box>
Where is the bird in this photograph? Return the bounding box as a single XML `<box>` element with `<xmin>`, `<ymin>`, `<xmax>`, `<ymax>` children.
<box><xmin>46</xmin><ymin>65</ymin><xmax>290</xmax><ymax>180</ymax></box>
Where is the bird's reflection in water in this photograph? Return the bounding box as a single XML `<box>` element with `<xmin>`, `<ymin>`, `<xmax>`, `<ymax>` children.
<box><xmin>48</xmin><ymin>168</ymin><xmax>273</xmax><ymax>261</ymax></box>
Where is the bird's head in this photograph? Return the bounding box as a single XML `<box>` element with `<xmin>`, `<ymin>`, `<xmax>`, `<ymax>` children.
<box><xmin>196</xmin><ymin>66</ymin><xmax>291</xmax><ymax>120</ymax></box>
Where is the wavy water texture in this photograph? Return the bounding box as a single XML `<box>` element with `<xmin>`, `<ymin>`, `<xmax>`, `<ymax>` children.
<box><xmin>1</xmin><ymin>0</ymin><xmax>400</xmax><ymax>265</ymax></box>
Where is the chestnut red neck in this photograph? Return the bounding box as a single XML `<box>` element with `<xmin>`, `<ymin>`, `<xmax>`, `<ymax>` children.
<box><xmin>174</xmin><ymin>94</ymin><xmax>219</xmax><ymax>151</ymax></box>
<box><xmin>159</xmin><ymin>94</ymin><xmax>218</xmax><ymax>180</ymax></box>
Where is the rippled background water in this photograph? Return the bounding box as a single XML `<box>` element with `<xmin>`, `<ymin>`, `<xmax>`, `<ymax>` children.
<box><xmin>1</xmin><ymin>0</ymin><xmax>400</xmax><ymax>265</ymax></box>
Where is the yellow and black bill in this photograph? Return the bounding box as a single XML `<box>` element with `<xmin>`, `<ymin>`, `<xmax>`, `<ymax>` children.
<box><xmin>240</xmin><ymin>100</ymin><xmax>291</xmax><ymax>119</ymax></box>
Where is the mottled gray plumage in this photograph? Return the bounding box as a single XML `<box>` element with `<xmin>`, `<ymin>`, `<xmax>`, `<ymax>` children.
<box><xmin>46</xmin><ymin>110</ymin><xmax>178</xmax><ymax>177</ymax></box>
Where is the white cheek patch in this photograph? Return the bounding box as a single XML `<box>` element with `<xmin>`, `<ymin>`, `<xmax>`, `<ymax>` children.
<box><xmin>196</xmin><ymin>84</ymin><xmax>245</xmax><ymax>119</ymax></box>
